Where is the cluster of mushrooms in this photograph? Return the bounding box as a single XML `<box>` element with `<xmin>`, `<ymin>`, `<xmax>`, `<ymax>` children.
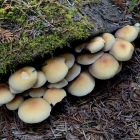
<box><xmin>0</xmin><ymin>23</ymin><xmax>140</xmax><ymax>124</ymax></box>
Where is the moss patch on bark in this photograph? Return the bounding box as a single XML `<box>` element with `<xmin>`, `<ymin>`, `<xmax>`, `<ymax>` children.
<box><xmin>0</xmin><ymin>0</ymin><xmax>94</xmax><ymax>75</ymax></box>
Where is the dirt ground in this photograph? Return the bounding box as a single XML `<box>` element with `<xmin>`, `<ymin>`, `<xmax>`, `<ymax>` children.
<box><xmin>0</xmin><ymin>38</ymin><xmax>140</xmax><ymax>140</ymax></box>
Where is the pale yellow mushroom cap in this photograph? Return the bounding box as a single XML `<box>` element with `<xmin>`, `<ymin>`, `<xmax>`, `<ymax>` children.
<box><xmin>65</xmin><ymin>63</ymin><xmax>81</xmax><ymax>82</ymax></box>
<box><xmin>59</xmin><ymin>53</ymin><xmax>75</xmax><ymax>69</ymax></box>
<box><xmin>0</xmin><ymin>84</ymin><xmax>15</xmax><ymax>104</ymax></box>
<box><xmin>109</xmin><ymin>40</ymin><xmax>134</xmax><ymax>61</ymax></box>
<box><xmin>29</xmin><ymin>87</ymin><xmax>47</xmax><ymax>98</ymax></box>
<box><xmin>43</xmin><ymin>88</ymin><xmax>66</xmax><ymax>106</ymax></box>
<box><xmin>115</xmin><ymin>25</ymin><xmax>138</xmax><ymax>42</ymax></box>
<box><xmin>18</xmin><ymin>98</ymin><xmax>51</xmax><ymax>123</ymax></box>
<box><xmin>76</xmin><ymin>51</ymin><xmax>103</xmax><ymax>65</ymax></box>
<box><xmin>102</xmin><ymin>33</ymin><xmax>116</xmax><ymax>51</ymax></box>
<box><xmin>32</xmin><ymin>71</ymin><xmax>47</xmax><ymax>88</ymax></box>
<box><xmin>42</xmin><ymin>57</ymin><xmax>68</xmax><ymax>83</ymax></box>
<box><xmin>8</xmin><ymin>67</ymin><xmax>38</xmax><ymax>91</ymax></box>
<box><xmin>6</xmin><ymin>95</ymin><xmax>24</xmax><ymax>110</ymax></box>
<box><xmin>89</xmin><ymin>53</ymin><xmax>119</xmax><ymax>80</ymax></box>
<box><xmin>86</xmin><ymin>37</ymin><xmax>105</xmax><ymax>53</ymax></box>
<box><xmin>47</xmin><ymin>79</ymin><xmax>68</xmax><ymax>89</ymax></box>
<box><xmin>67</xmin><ymin>71</ymin><xmax>95</xmax><ymax>97</ymax></box>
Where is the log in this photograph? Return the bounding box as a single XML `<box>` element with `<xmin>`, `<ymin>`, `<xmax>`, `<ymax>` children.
<box><xmin>0</xmin><ymin>0</ymin><xmax>137</xmax><ymax>75</ymax></box>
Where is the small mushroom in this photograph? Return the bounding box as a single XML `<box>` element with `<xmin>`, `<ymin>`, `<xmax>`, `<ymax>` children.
<box><xmin>18</xmin><ymin>98</ymin><xmax>51</xmax><ymax>123</ymax></box>
<box><xmin>102</xmin><ymin>33</ymin><xmax>116</xmax><ymax>51</ymax></box>
<box><xmin>115</xmin><ymin>25</ymin><xmax>138</xmax><ymax>42</ymax></box>
<box><xmin>42</xmin><ymin>57</ymin><xmax>68</xmax><ymax>83</ymax></box>
<box><xmin>32</xmin><ymin>71</ymin><xmax>47</xmax><ymax>88</ymax></box>
<box><xmin>109</xmin><ymin>40</ymin><xmax>134</xmax><ymax>61</ymax></box>
<box><xmin>43</xmin><ymin>88</ymin><xmax>66</xmax><ymax>106</ymax></box>
<box><xmin>47</xmin><ymin>79</ymin><xmax>68</xmax><ymax>89</ymax></box>
<box><xmin>67</xmin><ymin>71</ymin><xmax>95</xmax><ymax>97</ymax></box>
<box><xmin>134</xmin><ymin>23</ymin><xmax>140</xmax><ymax>32</ymax></box>
<box><xmin>29</xmin><ymin>86</ymin><xmax>47</xmax><ymax>98</ymax></box>
<box><xmin>65</xmin><ymin>63</ymin><xmax>81</xmax><ymax>82</ymax></box>
<box><xmin>59</xmin><ymin>53</ymin><xmax>75</xmax><ymax>69</ymax></box>
<box><xmin>76</xmin><ymin>51</ymin><xmax>103</xmax><ymax>65</ymax></box>
<box><xmin>8</xmin><ymin>67</ymin><xmax>38</xmax><ymax>92</ymax></box>
<box><xmin>0</xmin><ymin>84</ymin><xmax>15</xmax><ymax>104</ymax></box>
<box><xmin>89</xmin><ymin>53</ymin><xmax>119</xmax><ymax>80</ymax></box>
<box><xmin>6</xmin><ymin>95</ymin><xmax>24</xmax><ymax>110</ymax></box>
<box><xmin>75</xmin><ymin>43</ymin><xmax>86</xmax><ymax>53</ymax></box>
<box><xmin>86</xmin><ymin>37</ymin><xmax>105</xmax><ymax>53</ymax></box>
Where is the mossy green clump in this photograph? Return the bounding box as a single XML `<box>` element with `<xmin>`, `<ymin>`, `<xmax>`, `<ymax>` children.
<box><xmin>0</xmin><ymin>0</ymin><xmax>93</xmax><ymax>75</ymax></box>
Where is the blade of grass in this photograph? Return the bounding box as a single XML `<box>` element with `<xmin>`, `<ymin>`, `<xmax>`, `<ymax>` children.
<box><xmin>129</xmin><ymin>0</ymin><xmax>139</xmax><ymax>12</ymax></box>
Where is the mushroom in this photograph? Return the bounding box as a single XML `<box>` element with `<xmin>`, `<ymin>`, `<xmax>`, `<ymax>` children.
<box><xmin>29</xmin><ymin>86</ymin><xmax>47</xmax><ymax>98</ymax></box>
<box><xmin>75</xmin><ymin>43</ymin><xmax>86</xmax><ymax>53</ymax></box>
<box><xmin>59</xmin><ymin>53</ymin><xmax>75</xmax><ymax>69</ymax></box>
<box><xmin>65</xmin><ymin>63</ymin><xmax>81</xmax><ymax>82</ymax></box>
<box><xmin>76</xmin><ymin>51</ymin><xmax>103</xmax><ymax>65</ymax></box>
<box><xmin>32</xmin><ymin>71</ymin><xmax>47</xmax><ymax>88</ymax></box>
<box><xmin>0</xmin><ymin>84</ymin><xmax>15</xmax><ymax>104</ymax></box>
<box><xmin>134</xmin><ymin>23</ymin><xmax>140</xmax><ymax>32</ymax></box>
<box><xmin>89</xmin><ymin>53</ymin><xmax>119</xmax><ymax>80</ymax></box>
<box><xmin>102</xmin><ymin>33</ymin><xmax>116</xmax><ymax>51</ymax></box>
<box><xmin>42</xmin><ymin>57</ymin><xmax>68</xmax><ymax>83</ymax></box>
<box><xmin>8</xmin><ymin>66</ymin><xmax>38</xmax><ymax>92</ymax></box>
<box><xmin>115</xmin><ymin>25</ymin><xmax>138</xmax><ymax>42</ymax></box>
<box><xmin>67</xmin><ymin>71</ymin><xmax>95</xmax><ymax>97</ymax></box>
<box><xmin>43</xmin><ymin>88</ymin><xmax>66</xmax><ymax>106</ymax></box>
<box><xmin>18</xmin><ymin>98</ymin><xmax>51</xmax><ymax>123</ymax></box>
<box><xmin>47</xmin><ymin>79</ymin><xmax>68</xmax><ymax>89</ymax></box>
<box><xmin>86</xmin><ymin>37</ymin><xmax>105</xmax><ymax>53</ymax></box>
<box><xmin>6</xmin><ymin>95</ymin><xmax>24</xmax><ymax>110</ymax></box>
<box><xmin>109</xmin><ymin>40</ymin><xmax>134</xmax><ymax>61</ymax></box>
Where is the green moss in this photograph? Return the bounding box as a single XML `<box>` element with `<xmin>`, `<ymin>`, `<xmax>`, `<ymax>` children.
<box><xmin>0</xmin><ymin>0</ymin><xmax>93</xmax><ymax>75</ymax></box>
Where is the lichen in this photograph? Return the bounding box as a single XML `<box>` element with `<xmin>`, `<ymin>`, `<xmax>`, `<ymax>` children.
<box><xmin>0</xmin><ymin>0</ymin><xmax>94</xmax><ymax>75</ymax></box>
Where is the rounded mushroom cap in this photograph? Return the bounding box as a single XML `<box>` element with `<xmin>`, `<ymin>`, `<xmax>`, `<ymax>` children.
<box><xmin>76</xmin><ymin>51</ymin><xmax>104</xmax><ymax>65</ymax></box>
<box><xmin>75</xmin><ymin>43</ymin><xmax>86</xmax><ymax>53</ymax></box>
<box><xmin>0</xmin><ymin>84</ymin><xmax>15</xmax><ymax>104</ymax></box>
<box><xmin>67</xmin><ymin>71</ymin><xmax>95</xmax><ymax>97</ymax></box>
<box><xmin>42</xmin><ymin>57</ymin><xmax>68</xmax><ymax>83</ymax></box>
<box><xmin>115</xmin><ymin>25</ymin><xmax>138</xmax><ymax>42</ymax></box>
<box><xmin>43</xmin><ymin>88</ymin><xmax>66</xmax><ymax>106</ymax></box>
<box><xmin>29</xmin><ymin>87</ymin><xmax>47</xmax><ymax>97</ymax></box>
<box><xmin>8</xmin><ymin>67</ymin><xmax>38</xmax><ymax>91</ymax></box>
<box><xmin>6</xmin><ymin>95</ymin><xmax>24</xmax><ymax>110</ymax></box>
<box><xmin>102</xmin><ymin>33</ymin><xmax>116</xmax><ymax>51</ymax></box>
<box><xmin>59</xmin><ymin>53</ymin><xmax>75</xmax><ymax>69</ymax></box>
<box><xmin>65</xmin><ymin>63</ymin><xmax>81</xmax><ymax>82</ymax></box>
<box><xmin>109</xmin><ymin>40</ymin><xmax>134</xmax><ymax>61</ymax></box>
<box><xmin>89</xmin><ymin>53</ymin><xmax>119</xmax><ymax>80</ymax></box>
<box><xmin>86</xmin><ymin>37</ymin><xmax>105</xmax><ymax>53</ymax></box>
<box><xmin>47</xmin><ymin>79</ymin><xmax>68</xmax><ymax>88</ymax></box>
<box><xmin>32</xmin><ymin>71</ymin><xmax>47</xmax><ymax>88</ymax></box>
<box><xmin>18</xmin><ymin>98</ymin><xmax>51</xmax><ymax>123</ymax></box>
